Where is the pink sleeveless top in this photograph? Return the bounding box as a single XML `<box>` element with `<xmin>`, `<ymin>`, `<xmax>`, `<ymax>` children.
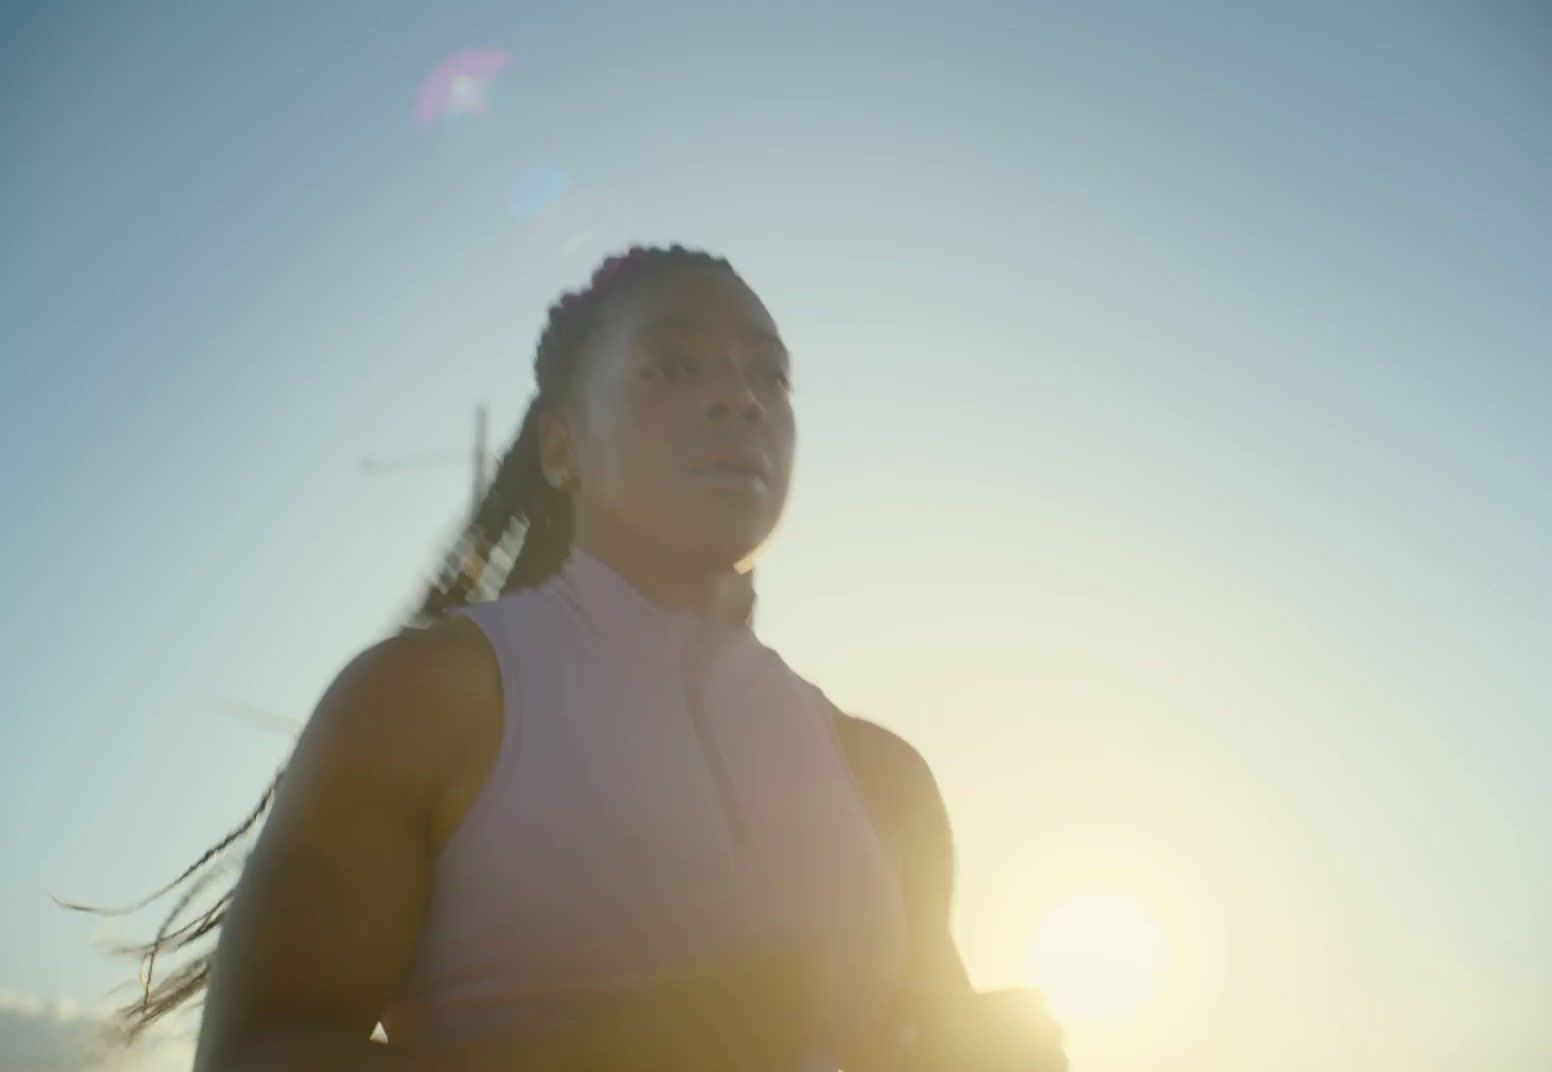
<box><xmin>379</xmin><ymin>548</ymin><xmax>908</xmax><ymax>1071</ymax></box>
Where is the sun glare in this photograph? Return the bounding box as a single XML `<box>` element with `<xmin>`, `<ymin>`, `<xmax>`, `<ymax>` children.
<box><xmin>1027</xmin><ymin>892</ymin><xmax>1162</xmax><ymax>1024</ymax></box>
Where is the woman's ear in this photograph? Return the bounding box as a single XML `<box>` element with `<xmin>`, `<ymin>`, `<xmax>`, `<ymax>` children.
<box><xmin>536</xmin><ymin>409</ymin><xmax>575</xmax><ymax>489</ymax></box>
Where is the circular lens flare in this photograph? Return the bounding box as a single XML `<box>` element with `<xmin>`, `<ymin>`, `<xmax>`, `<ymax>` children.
<box><xmin>519</xmin><ymin>189</ymin><xmax>633</xmax><ymax>292</ymax></box>
<box><xmin>508</xmin><ymin>163</ymin><xmax>569</xmax><ymax>219</ymax></box>
<box><xmin>414</xmin><ymin>48</ymin><xmax>512</xmax><ymax>127</ymax></box>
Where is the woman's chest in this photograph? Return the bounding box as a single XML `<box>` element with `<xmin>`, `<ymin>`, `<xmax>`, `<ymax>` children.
<box><xmin>433</xmin><ymin>649</ymin><xmax>904</xmax><ymax>990</ymax></box>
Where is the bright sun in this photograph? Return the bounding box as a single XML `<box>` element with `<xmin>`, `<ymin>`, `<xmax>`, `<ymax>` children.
<box><xmin>1027</xmin><ymin>892</ymin><xmax>1162</xmax><ymax>1024</ymax></box>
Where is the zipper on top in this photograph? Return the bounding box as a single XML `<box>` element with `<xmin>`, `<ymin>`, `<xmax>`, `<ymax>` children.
<box><xmin>680</xmin><ymin>623</ymin><xmax>748</xmax><ymax>849</ymax></box>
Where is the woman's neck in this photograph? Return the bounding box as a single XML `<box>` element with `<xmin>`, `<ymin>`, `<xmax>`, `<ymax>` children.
<box><xmin>573</xmin><ymin>531</ymin><xmax>751</xmax><ymax>622</ymax></box>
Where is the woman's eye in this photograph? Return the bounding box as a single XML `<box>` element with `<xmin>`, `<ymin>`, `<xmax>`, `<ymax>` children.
<box><xmin>649</xmin><ymin>354</ymin><xmax>699</xmax><ymax>381</ymax></box>
<box><xmin>760</xmin><ymin>365</ymin><xmax>792</xmax><ymax>390</ymax></box>
<box><xmin>645</xmin><ymin>352</ymin><xmax>789</xmax><ymax>391</ymax></box>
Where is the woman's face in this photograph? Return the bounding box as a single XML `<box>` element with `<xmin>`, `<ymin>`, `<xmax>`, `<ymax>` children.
<box><xmin>545</xmin><ymin>264</ymin><xmax>796</xmax><ymax>571</ymax></box>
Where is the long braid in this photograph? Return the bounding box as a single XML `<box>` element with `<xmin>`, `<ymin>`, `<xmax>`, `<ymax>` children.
<box><xmin>59</xmin><ymin>243</ymin><xmax>742</xmax><ymax>1047</ymax></box>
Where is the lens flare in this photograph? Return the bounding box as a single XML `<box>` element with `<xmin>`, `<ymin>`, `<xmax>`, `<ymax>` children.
<box><xmin>508</xmin><ymin>163</ymin><xmax>569</xmax><ymax>219</ymax></box>
<box><xmin>519</xmin><ymin>189</ymin><xmax>634</xmax><ymax>291</ymax></box>
<box><xmin>414</xmin><ymin>48</ymin><xmax>512</xmax><ymax>127</ymax></box>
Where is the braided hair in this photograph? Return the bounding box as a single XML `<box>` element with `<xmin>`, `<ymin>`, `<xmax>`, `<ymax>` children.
<box><xmin>415</xmin><ymin>241</ymin><xmax>744</xmax><ymax>616</ymax></box>
<box><xmin>56</xmin><ymin>242</ymin><xmax>748</xmax><ymax>1047</ymax></box>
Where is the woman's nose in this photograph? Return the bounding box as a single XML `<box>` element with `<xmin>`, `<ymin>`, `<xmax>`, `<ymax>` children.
<box><xmin>701</xmin><ymin>354</ymin><xmax>764</xmax><ymax>422</ymax></box>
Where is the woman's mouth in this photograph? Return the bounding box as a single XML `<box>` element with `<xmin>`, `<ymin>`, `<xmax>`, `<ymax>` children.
<box><xmin>690</xmin><ymin>465</ymin><xmax>768</xmax><ymax>491</ymax></box>
<box><xmin>688</xmin><ymin>451</ymin><xmax>771</xmax><ymax>491</ymax></box>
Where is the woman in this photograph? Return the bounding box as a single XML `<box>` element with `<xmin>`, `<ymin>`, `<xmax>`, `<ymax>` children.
<box><xmin>81</xmin><ymin>244</ymin><xmax>1067</xmax><ymax>1071</ymax></box>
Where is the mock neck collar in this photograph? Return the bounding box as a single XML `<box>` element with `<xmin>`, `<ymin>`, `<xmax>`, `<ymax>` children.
<box><xmin>556</xmin><ymin>546</ymin><xmax>751</xmax><ymax>658</ymax></box>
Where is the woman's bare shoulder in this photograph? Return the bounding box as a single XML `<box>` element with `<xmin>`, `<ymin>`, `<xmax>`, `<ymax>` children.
<box><xmin>293</xmin><ymin>615</ymin><xmax>503</xmax><ymax>811</ymax></box>
<box><xmin>384</xmin><ymin>615</ymin><xmax>503</xmax><ymax>730</ymax></box>
<box><xmin>830</xmin><ymin>711</ymin><xmax>939</xmax><ymax>805</ymax></box>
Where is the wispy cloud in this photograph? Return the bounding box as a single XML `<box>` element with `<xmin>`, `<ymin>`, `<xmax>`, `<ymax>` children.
<box><xmin>0</xmin><ymin>989</ymin><xmax>195</xmax><ymax>1072</ymax></box>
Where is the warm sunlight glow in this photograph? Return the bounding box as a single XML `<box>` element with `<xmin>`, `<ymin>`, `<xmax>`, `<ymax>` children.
<box><xmin>1027</xmin><ymin>892</ymin><xmax>1162</xmax><ymax>1024</ymax></box>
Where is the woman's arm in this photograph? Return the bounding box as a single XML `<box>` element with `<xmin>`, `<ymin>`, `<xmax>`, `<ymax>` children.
<box><xmin>194</xmin><ymin>621</ymin><xmax>659</xmax><ymax>1072</ymax></box>
<box><xmin>830</xmin><ymin>712</ymin><xmax>973</xmax><ymax>1071</ymax></box>
<box><xmin>831</xmin><ymin>712</ymin><xmax>1066</xmax><ymax>1072</ymax></box>
<box><xmin>193</xmin><ymin>622</ymin><xmax>526</xmax><ymax>1072</ymax></box>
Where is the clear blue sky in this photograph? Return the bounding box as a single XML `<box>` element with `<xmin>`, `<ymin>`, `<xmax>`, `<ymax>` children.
<box><xmin>2</xmin><ymin>2</ymin><xmax>1548</xmax><ymax>1069</ymax></box>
